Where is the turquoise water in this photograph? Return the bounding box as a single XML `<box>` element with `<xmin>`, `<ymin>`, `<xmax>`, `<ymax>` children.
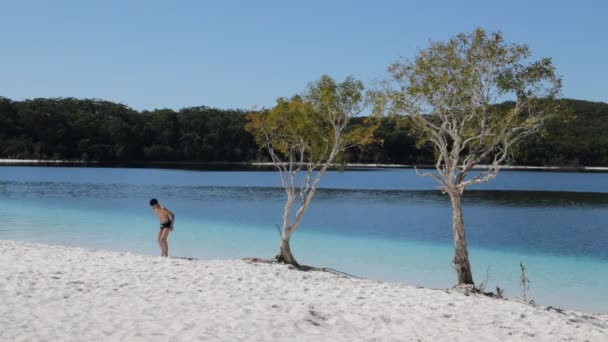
<box><xmin>0</xmin><ymin>166</ymin><xmax>607</xmax><ymax>313</ymax></box>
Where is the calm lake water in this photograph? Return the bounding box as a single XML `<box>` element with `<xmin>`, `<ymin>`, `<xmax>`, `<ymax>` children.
<box><xmin>1</xmin><ymin>166</ymin><xmax>607</xmax><ymax>313</ymax></box>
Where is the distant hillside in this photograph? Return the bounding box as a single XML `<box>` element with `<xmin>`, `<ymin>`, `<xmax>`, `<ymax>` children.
<box><xmin>0</xmin><ymin>97</ymin><xmax>607</xmax><ymax>166</ymax></box>
<box><xmin>518</xmin><ymin>99</ymin><xmax>608</xmax><ymax>166</ymax></box>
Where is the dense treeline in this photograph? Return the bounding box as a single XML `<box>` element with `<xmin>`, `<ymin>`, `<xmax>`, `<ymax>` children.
<box><xmin>518</xmin><ymin>99</ymin><xmax>608</xmax><ymax>166</ymax></box>
<box><xmin>0</xmin><ymin>97</ymin><xmax>607</xmax><ymax>166</ymax></box>
<box><xmin>0</xmin><ymin>97</ymin><xmax>257</xmax><ymax>162</ymax></box>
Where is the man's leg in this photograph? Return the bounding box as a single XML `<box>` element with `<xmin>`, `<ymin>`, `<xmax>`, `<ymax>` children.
<box><xmin>160</xmin><ymin>228</ymin><xmax>171</xmax><ymax>257</ymax></box>
<box><xmin>157</xmin><ymin>228</ymin><xmax>164</xmax><ymax>256</ymax></box>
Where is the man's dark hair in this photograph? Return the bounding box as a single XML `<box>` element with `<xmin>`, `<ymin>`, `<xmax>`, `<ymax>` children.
<box><xmin>149</xmin><ymin>198</ymin><xmax>159</xmax><ymax>206</ymax></box>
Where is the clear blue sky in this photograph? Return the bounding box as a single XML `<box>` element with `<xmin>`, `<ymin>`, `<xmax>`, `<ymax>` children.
<box><xmin>1</xmin><ymin>0</ymin><xmax>606</xmax><ymax>110</ymax></box>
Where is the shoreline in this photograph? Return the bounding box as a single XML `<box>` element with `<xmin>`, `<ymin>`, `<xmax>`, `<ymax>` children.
<box><xmin>1</xmin><ymin>240</ymin><xmax>606</xmax><ymax>341</ymax></box>
<box><xmin>2</xmin><ymin>158</ymin><xmax>608</xmax><ymax>172</ymax></box>
<box><xmin>0</xmin><ymin>158</ymin><xmax>95</xmax><ymax>164</ymax></box>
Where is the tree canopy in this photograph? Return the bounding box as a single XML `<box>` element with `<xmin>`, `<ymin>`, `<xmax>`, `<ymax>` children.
<box><xmin>376</xmin><ymin>28</ymin><xmax>562</xmax><ymax>188</ymax></box>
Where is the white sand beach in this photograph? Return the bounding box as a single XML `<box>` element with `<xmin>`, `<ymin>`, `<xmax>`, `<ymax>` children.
<box><xmin>1</xmin><ymin>240</ymin><xmax>606</xmax><ymax>342</ymax></box>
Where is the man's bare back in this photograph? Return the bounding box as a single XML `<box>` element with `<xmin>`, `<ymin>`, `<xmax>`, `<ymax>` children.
<box><xmin>154</xmin><ymin>206</ymin><xmax>173</xmax><ymax>226</ymax></box>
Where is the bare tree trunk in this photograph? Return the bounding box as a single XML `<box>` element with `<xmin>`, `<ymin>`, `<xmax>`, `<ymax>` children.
<box><xmin>449</xmin><ymin>191</ymin><xmax>474</xmax><ymax>285</ymax></box>
<box><xmin>276</xmin><ymin>237</ymin><xmax>299</xmax><ymax>267</ymax></box>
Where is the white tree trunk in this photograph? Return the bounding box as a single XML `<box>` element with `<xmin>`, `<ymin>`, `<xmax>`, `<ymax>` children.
<box><xmin>448</xmin><ymin>190</ymin><xmax>474</xmax><ymax>285</ymax></box>
<box><xmin>276</xmin><ymin>190</ymin><xmax>299</xmax><ymax>265</ymax></box>
<box><xmin>277</xmin><ymin>237</ymin><xmax>298</xmax><ymax>266</ymax></box>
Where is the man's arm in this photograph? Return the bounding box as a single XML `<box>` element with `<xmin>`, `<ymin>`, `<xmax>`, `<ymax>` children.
<box><xmin>164</xmin><ymin>207</ymin><xmax>176</xmax><ymax>223</ymax></box>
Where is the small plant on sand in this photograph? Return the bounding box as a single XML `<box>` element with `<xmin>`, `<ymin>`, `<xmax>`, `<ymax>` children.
<box><xmin>475</xmin><ymin>265</ymin><xmax>505</xmax><ymax>299</ymax></box>
<box><xmin>476</xmin><ymin>264</ymin><xmax>492</xmax><ymax>293</ymax></box>
<box><xmin>495</xmin><ymin>286</ymin><xmax>504</xmax><ymax>299</ymax></box>
<box><xmin>520</xmin><ymin>261</ymin><xmax>531</xmax><ymax>303</ymax></box>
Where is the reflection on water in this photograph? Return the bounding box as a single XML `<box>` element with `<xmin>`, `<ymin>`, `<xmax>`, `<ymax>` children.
<box><xmin>464</xmin><ymin>189</ymin><xmax>608</xmax><ymax>207</ymax></box>
<box><xmin>3</xmin><ymin>180</ymin><xmax>608</xmax><ymax>207</ymax></box>
<box><xmin>2</xmin><ymin>166</ymin><xmax>608</xmax><ymax>192</ymax></box>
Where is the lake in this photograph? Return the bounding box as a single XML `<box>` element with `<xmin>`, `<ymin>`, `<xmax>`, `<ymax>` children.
<box><xmin>0</xmin><ymin>166</ymin><xmax>607</xmax><ymax>313</ymax></box>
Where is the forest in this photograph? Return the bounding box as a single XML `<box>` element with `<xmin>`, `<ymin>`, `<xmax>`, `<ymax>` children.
<box><xmin>0</xmin><ymin>96</ymin><xmax>607</xmax><ymax>166</ymax></box>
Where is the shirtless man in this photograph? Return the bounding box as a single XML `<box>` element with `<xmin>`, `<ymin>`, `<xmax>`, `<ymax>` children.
<box><xmin>149</xmin><ymin>198</ymin><xmax>176</xmax><ymax>257</ymax></box>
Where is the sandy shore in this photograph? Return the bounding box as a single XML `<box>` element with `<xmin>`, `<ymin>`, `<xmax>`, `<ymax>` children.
<box><xmin>1</xmin><ymin>240</ymin><xmax>606</xmax><ymax>341</ymax></box>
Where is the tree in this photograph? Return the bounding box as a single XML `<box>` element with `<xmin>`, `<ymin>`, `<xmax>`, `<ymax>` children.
<box><xmin>374</xmin><ymin>28</ymin><xmax>561</xmax><ymax>285</ymax></box>
<box><xmin>245</xmin><ymin>75</ymin><xmax>371</xmax><ymax>266</ymax></box>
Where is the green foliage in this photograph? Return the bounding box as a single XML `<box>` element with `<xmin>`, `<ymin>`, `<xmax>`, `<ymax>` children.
<box><xmin>246</xmin><ymin>75</ymin><xmax>370</xmax><ymax>166</ymax></box>
<box><xmin>0</xmin><ymin>97</ymin><xmax>256</xmax><ymax>162</ymax></box>
<box><xmin>517</xmin><ymin>99</ymin><xmax>608</xmax><ymax>166</ymax></box>
<box><xmin>0</xmin><ymin>96</ymin><xmax>607</xmax><ymax>166</ymax></box>
<box><xmin>376</xmin><ymin>28</ymin><xmax>563</xmax><ymax>189</ymax></box>
<box><xmin>345</xmin><ymin>116</ymin><xmax>433</xmax><ymax>164</ymax></box>
<box><xmin>246</xmin><ymin>96</ymin><xmax>324</xmax><ymax>162</ymax></box>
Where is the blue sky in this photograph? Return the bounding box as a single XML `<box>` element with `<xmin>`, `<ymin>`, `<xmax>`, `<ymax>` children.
<box><xmin>1</xmin><ymin>0</ymin><xmax>606</xmax><ymax>110</ymax></box>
